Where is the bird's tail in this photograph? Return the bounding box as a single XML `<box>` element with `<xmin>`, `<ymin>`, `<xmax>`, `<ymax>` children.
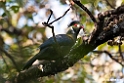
<box><xmin>23</xmin><ymin>55</ymin><xmax>37</xmax><ymax>70</ymax></box>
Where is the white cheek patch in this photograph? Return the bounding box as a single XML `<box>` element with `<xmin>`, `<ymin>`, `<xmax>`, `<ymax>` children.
<box><xmin>76</xmin><ymin>24</ymin><xmax>80</xmax><ymax>28</ymax></box>
<box><xmin>70</xmin><ymin>26</ymin><xmax>75</xmax><ymax>33</ymax></box>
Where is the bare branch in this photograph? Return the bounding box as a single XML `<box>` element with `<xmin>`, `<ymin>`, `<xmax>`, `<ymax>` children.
<box><xmin>93</xmin><ymin>50</ymin><xmax>124</xmax><ymax>66</ymax></box>
<box><xmin>49</xmin><ymin>7</ymin><xmax>71</xmax><ymax>25</ymax></box>
<box><xmin>14</xmin><ymin>43</ymin><xmax>96</xmax><ymax>83</ymax></box>
<box><xmin>72</xmin><ymin>0</ymin><xmax>97</xmax><ymax>23</ymax></box>
<box><xmin>118</xmin><ymin>40</ymin><xmax>124</xmax><ymax>60</ymax></box>
<box><xmin>105</xmin><ymin>0</ymin><xmax>115</xmax><ymax>9</ymax></box>
<box><xmin>10</xmin><ymin>4</ymin><xmax>124</xmax><ymax>83</ymax></box>
<box><xmin>47</xmin><ymin>9</ymin><xmax>53</xmax><ymax>24</ymax></box>
<box><xmin>104</xmin><ymin>51</ymin><xmax>124</xmax><ymax>66</ymax></box>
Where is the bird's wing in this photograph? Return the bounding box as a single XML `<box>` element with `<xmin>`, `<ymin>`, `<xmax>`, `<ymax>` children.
<box><xmin>23</xmin><ymin>45</ymin><xmax>72</xmax><ymax>70</ymax></box>
<box><xmin>22</xmin><ymin>46</ymin><xmax>54</xmax><ymax>70</ymax></box>
<box><xmin>23</xmin><ymin>34</ymin><xmax>75</xmax><ymax>70</ymax></box>
<box><xmin>37</xmin><ymin>45</ymin><xmax>72</xmax><ymax>59</ymax></box>
<box><xmin>39</xmin><ymin>34</ymin><xmax>75</xmax><ymax>50</ymax></box>
<box><xmin>36</xmin><ymin>46</ymin><xmax>59</xmax><ymax>60</ymax></box>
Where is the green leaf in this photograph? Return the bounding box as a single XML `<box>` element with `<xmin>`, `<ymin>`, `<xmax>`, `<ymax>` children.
<box><xmin>121</xmin><ymin>0</ymin><xmax>124</xmax><ymax>5</ymax></box>
<box><xmin>81</xmin><ymin>0</ymin><xmax>89</xmax><ymax>4</ymax></box>
<box><xmin>93</xmin><ymin>0</ymin><xmax>100</xmax><ymax>8</ymax></box>
<box><xmin>6</xmin><ymin>0</ymin><xmax>11</xmax><ymax>2</ymax></box>
<box><xmin>10</xmin><ymin>5</ymin><xmax>20</xmax><ymax>13</ymax></box>
<box><xmin>2</xmin><ymin>12</ymin><xmax>6</xmax><ymax>17</ymax></box>
<box><xmin>81</xmin><ymin>0</ymin><xmax>100</xmax><ymax>6</ymax></box>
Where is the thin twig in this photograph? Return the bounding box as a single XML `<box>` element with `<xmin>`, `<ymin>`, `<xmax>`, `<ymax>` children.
<box><xmin>93</xmin><ymin>50</ymin><xmax>124</xmax><ymax>66</ymax></box>
<box><xmin>105</xmin><ymin>0</ymin><xmax>115</xmax><ymax>9</ymax></box>
<box><xmin>47</xmin><ymin>9</ymin><xmax>53</xmax><ymax>24</ymax></box>
<box><xmin>118</xmin><ymin>38</ymin><xmax>124</xmax><ymax>60</ymax></box>
<box><xmin>49</xmin><ymin>7</ymin><xmax>71</xmax><ymax>25</ymax></box>
<box><xmin>0</xmin><ymin>47</ymin><xmax>20</xmax><ymax>72</ymax></box>
<box><xmin>42</xmin><ymin>7</ymin><xmax>71</xmax><ymax>45</ymax></box>
<box><xmin>50</xmin><ymin>25</ymin><xmax>58</xmax><ymax>45</ymax></box>
<box><xmin>72</xmin><ymin>0</ymin><xmax>97</xmax><ymax>23</ymax></box>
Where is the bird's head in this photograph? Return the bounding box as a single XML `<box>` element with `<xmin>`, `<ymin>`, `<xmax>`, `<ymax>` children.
<box><xmin>66</xmin><ymin>21</ymin><xmax>84</xmax><ymax>38</ymax></box>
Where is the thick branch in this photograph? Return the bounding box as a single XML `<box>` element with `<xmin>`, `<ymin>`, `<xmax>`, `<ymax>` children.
<box><xmin>13</xmin><ymin>43</ymin><xmax>96</xmax><ymax>83</ymax></box>
<box><xmin>11</xmin><ymin>4</ymin><xmax>124</xmax><ymax>83</ymax></box>
<box><xmin>95</xmin><ymin>20</ymin><xmax>124</xmax><ymax>45</ymax></box>
<box><xmin>72</xmin><ymin>0</ymin><xmax>103</xmax><ymax>45</ymax></box>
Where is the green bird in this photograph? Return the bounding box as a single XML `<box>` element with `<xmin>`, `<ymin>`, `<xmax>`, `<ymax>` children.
<box><xmin>23</xmin><ymin>21</ymin><xmax>84</xmax><ymax>70</ymax></box>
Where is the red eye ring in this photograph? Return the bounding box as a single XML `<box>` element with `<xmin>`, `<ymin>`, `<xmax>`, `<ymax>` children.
<box><xmin>74</xmin><ymin>24</ymin><xmax>78</xmax><ymax>27</ymax></box>
<box><xmin>74</xmin><ymin>24</ymin><xmax>84</xmax><ymax>29</ymax></box>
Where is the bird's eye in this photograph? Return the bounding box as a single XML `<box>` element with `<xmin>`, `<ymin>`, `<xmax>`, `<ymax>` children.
<box><xmin>74</xmin><ymin>24</ymin><xmax>80</xmax><ymax>27</ymax></box>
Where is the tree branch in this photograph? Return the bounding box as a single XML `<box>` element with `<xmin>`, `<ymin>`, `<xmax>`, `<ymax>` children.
<box><xmin>49</xmin><ymin>7</ymin><xmax>71</xmax><ymax>25</ymax></box>
<box><xmin>118</xmin><ymin>43</ymin><xmax>124</xmax><ymax>60</ymax></box>
<box><xmin>72</xmin><ymin>0</ymin><xmax>97</xmax><ymax>23</ymax></box>
<box><xmin>11</xmin><ymin>4</ymin><xmax>124</xmax><ymax>83</ymax></box>
<box><xmin>105</xmin><ymin>0</ymin><xmax>115</xmax><ymax>9</ymax></box>
<box><xmin>93</xmin><ymin>50</ymin><xmax>124</xmax><ymax>66</ymax></box>
<box><xmin>13</xmin><ymin>43</ymin><xmax>96</xmax><ymax>83</ymax></box>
